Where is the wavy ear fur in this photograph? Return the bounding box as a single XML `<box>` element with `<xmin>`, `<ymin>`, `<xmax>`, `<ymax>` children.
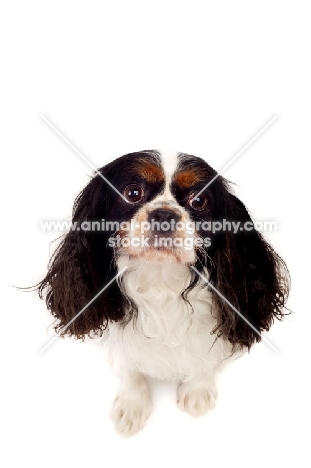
<box><xmin>38</xmin><ymin>170</ymin><xmax>124</xmax><ymax>339</ymax></box>
<box><xmin>205</xmin><ymin>185</ymin><xmax>290</xmax><ymax>349</ymax></box>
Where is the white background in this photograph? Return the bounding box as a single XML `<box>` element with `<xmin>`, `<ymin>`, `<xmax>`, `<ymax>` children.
<box><xmin>1</xmin><ymin>1</ymin><xmax>310</xmax><ymax>467</ymax></box>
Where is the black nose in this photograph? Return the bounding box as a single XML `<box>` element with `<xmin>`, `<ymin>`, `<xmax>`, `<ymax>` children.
<box><xmin>148</xmin><ymin>208</ymin><xmax>181</xmax><ymax>227</ymax></box>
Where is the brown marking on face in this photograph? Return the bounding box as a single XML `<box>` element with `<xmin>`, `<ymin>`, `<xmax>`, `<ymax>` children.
<box><xmin>137</xmin><ymin>160</ymin><xmax>165</xmax><ymax>184</ymax></box>
<box><xmin>173</xmin><ymin>169</ymin><xmax>205</xmax><ymax>189</ymax></box>
<box><xmin>135</xmin><ymin>207</ymin><xmax>148</xmax><ymax>224</ymax></box>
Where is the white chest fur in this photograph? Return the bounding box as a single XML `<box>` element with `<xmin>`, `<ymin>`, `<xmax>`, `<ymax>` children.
<box><xmin>104</xmin><ymin>259</ymin><xmax>232</xmax><ymax>381</ymax></box>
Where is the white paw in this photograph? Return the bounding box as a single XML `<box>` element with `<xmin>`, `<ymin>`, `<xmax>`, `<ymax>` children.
<box><xmin>178</xmin><ymin>385</ymin><xmax>218</xmax><ymax>418</ymax></box>
<box><xmin>110</xmin><ymin>395</ymin><xmax>152</xmax><ymax>438</ymax></box>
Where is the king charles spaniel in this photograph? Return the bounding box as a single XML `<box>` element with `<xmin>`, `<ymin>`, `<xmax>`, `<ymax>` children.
<box><xmin>38</xmin><ymin>150</ymin><xmax>290</xmax><ymax>437</ymax></box>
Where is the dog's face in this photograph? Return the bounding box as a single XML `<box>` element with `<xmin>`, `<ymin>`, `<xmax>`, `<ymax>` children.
<box><xmin>99</xmin><ymin>150</ymin><xmax>220</xmax><ymax>264</ymax></box>
<box><xmin>38</xmin><ymin>150</ymin><xmax>289</xmax><ymax>348</ymax></box>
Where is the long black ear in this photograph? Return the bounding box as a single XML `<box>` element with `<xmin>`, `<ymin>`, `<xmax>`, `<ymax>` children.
<box><xmin>205</xmin><ymin>187</ymin><xmax>290</xmax><ymax>349</ymax></box>
<box><xmin>37</xmin><ymin>170</ymin><xmax>124</xmax><ymax>339</ymax></box>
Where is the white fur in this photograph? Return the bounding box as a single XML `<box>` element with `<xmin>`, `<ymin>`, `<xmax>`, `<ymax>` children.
<box><xmin>178</xmin><ymin>372</ymin><xmax>218</xmax><ymax>417</ymax></box>
<box><xmin>104</xmin><ymin>259</ymin><xmax>233</xmax><ymax>436</ymax></box>
<box><xmin>110</xmin><ymin>371</ymin><xmax>152</xmax><ymax>438</ymax></box>
<box><xmin>105</xmin><ymin>258</ymin><xmax>232</xmax><ymax>380</ymax></box>
<box><xmin>159</xmin><ymin>149</ymin><xmax>178</xmax><ymax>198</ymax></box>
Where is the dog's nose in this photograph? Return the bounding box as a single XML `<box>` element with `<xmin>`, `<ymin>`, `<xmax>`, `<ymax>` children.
<box><xmin>148</xmin><ymin>208</ymin><xmax>181</xmax><ymax>227</ymax></box>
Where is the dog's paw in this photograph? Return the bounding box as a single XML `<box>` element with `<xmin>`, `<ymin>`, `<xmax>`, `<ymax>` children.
<box><xmin>110</xmin><ymin>395</ymin><xmax>152</xmax><ymax>438</ymax></box>
<box><xmin>177</xmin><ymin>384</ymin><xmax>217</xmax><ymax>418</ymax></box>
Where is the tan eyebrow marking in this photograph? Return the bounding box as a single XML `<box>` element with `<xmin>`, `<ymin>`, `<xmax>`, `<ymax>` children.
<box><xmin>137</xmin><ymin>160</ymin><xmax>165</xmax><ymax>183</ymax></box>
<box><xmin>173</xmin><ymin>169</ymin><xmax>206</xmax><ymax>189</ymax></box>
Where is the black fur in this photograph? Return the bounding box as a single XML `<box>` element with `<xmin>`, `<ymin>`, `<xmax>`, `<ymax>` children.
<box><xmin>38</xmin><ymin>151</ymin><xmax>163</xmax><ymax>339</ymax></box>
<box><xmin>175</xmin><ymin>153</ymin><xmax>290</xmax><ymax>348</ymax></box>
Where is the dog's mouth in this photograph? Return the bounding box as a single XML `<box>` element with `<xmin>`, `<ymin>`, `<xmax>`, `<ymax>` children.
<box><xmin>114</xmin><ymin>230</ymin><xmax>197</xmax><ymax>264</ymax></box>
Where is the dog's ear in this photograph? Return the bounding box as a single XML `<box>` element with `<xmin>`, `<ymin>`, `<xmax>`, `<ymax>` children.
<box><xmin>38</xmin><ymin>170</ymin><xmax>124</xmax><ymax>339</ymax></box>
<box><xmin>204</xmin><ymin>186</ymin><xmax>290</xmax><ymax>349</ymax></box>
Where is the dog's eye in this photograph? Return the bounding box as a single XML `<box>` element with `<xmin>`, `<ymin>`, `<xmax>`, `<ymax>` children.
<box><xmin>124</xmin><ymin>184</ymin><xmax>144</xmax><ymax>203</ymax></box>
<box><xmin>189</xmin><ymin>192</ymin><xmax>207</xmax><ymax>211</ymax></box>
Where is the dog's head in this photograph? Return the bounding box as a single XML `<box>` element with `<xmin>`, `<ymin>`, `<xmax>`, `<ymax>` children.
<box><xmin>38</xmin><ymin>150</ymin><xmax>290</xmax><ymax>348</ymax></box>
<box><xmin>103</xmin><ymin>150</ymin><xmax>218</xmax><ymax>264</ymax></box>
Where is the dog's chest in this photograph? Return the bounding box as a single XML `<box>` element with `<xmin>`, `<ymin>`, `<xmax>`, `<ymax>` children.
<box><xmin>105</xmin><ymin>262</ymin><xmax>227</xmax><ymax>380</ymax></box>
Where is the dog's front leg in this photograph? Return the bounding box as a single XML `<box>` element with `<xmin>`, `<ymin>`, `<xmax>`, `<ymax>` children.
<box><xmin>177</xmin><ymin>372</ymin><xmax>218</xmax><ymax>417</ymax></box>
<box><xmin>110</xmin><ymin>371</ymin><xmax>152</xmax><ymax>437</ymax></box>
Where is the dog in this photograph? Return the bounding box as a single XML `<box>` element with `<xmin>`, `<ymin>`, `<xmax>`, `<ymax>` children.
<box><xmin>38</xmin><ymin>150</ymin><xmax>290</xmax><ymax>437</ymax></box>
